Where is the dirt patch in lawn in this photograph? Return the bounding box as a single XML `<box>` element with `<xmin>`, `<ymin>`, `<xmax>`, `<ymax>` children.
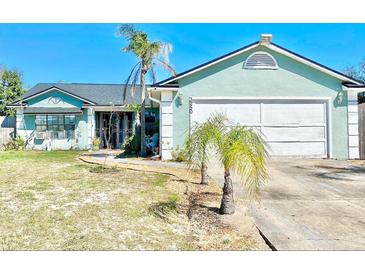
<box><xmin>0</xmin><ymin>151</ymin><xmax>265</xmax><ymax>250</ymax></box>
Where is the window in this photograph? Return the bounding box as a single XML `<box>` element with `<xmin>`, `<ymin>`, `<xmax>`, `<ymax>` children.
<box><xmin>64</xmin><ymin>115</ymin><xmax>76</xmax><ymax>139</ymax></box>
<box><xmin>244</xmin><ymin>51</ymin><xmax>278</xmax><ymax>70</ymax></box>
<box><xmin>35</xmin><ymin>115</ymin><xmax>47</xmax><ymax>132</ymax></box>
<box><xmin>35</xmin><ymin>114</ymin><xmax>76</xmax><ymax>139</ymax></box>
<box><xmin>145</xmin><ymin>111</ymin><xmax>158</xmax><ymax>136</ymax></box>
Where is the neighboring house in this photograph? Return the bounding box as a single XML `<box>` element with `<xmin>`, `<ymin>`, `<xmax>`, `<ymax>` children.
<box><xmin>9</xmin><ymin>34</ymin><xmax>365</xmax><ymax>159</ymax></box>
<box><xmin>9</xmin><ymin>83</ymin><xmax>159</xmax><ymax>150</ymax></box>
<box><xmin>149</xmin><ymin>34</ymin><xmax>365</xmax><ymax>160</ymax></box>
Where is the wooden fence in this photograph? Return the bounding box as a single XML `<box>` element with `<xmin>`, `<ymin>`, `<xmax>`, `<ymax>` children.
<box><xmin>0</xmin><ymin>116</ymin><xmax>15</xmax><ymax>147</ymax></box>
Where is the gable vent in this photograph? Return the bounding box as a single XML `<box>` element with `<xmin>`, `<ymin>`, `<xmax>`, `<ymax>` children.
<box><xmin>244</xmin><ymin>51</ymin><xmax>278</xmax><ymax>70</ymax></box>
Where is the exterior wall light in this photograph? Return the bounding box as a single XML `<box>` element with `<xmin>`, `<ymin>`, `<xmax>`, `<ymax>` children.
<box><xmin>177</xmin><ymin>91</ymin><xmax>184</xmax><ymax>106</ymax></box>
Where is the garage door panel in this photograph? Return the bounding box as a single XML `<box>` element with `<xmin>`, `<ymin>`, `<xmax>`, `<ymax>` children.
<box><xmin>262</xmin><ymin>126</ymin><xmax>326</xmax><ymax>142</ymax></box>
<box><xmin>268</xmin><ymin>141</ymin><xmax>326</xmax><ymax>156</ymax></box>
<box><xmin>263</xmin><ymin>103</ymin><xmax>325</xmax><ymax>125</ymax></box>
<box><xmin>192</xmin><ymin>101</ymin><xmax>260</xmax><ymax>125</ymax></box>
<box><xmin>191</xmin><ymin>99</ymin><xmax>328</xmax><ymax>157</ymax></box>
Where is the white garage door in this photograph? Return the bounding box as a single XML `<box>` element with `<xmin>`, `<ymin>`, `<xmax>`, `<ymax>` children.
<box><xmin>191</xmin><ymin>98</ymin><xmax>328</xmax><ymax>157</ymax></box>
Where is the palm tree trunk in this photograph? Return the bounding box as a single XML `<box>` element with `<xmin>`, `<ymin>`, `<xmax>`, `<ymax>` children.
<box><xmin>219</xmin><ymin>170</ymin><xmax>235</xmax><ymax>214</ymax></box>
<box><xmin>201</xmin><ymin>163</ymin><xmax>209</xmax><ymax>185</ymax></box>
<box><xmin>140</xmin><ymin>70</ymin><xmax>146</xmax><ymax>157</ymax></box>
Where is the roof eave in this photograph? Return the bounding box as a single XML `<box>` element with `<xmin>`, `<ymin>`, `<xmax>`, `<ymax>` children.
<box><xmin>13</xmin><ymin>86</ymin><xmax>97</xmax><ymax>105</ymax></box>
<box><xmin>342</xmin><ymin>82</ymin><xmax>365</xmax><ymax>88</ymax></box>
<box><xmin>155</xmin><ymin>40</ymin><xmax>363</xmax><ymax>87</ymax></box>
<box><xmin>268</xmin><ymin>43</ymin><xmax>363</xmax><ymax>85</ymax></box>
<box><xmin>154</xmin><ymin>41</ymin><xmax>260</xmax><ymax>87</ymax></box>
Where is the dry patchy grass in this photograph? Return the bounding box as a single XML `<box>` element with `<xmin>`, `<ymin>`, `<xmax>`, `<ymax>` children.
<box><xmin>0</xmin><ymin>151</ymin><xmax>258</xmax><ymax>250</ymax></box>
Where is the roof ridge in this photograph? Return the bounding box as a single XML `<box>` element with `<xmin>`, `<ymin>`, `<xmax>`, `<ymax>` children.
<box><xmin>36</xmin><ymin>82</ymin><xmax>151</xmax><ymax>86</ymax></box>
<box><xmin>154</xmin><ymin>40</ymin><xmax>362</xmax><ymax>86</ymax></box>
<box><xmin>50</xmin><ymin>82</ymin><xmax>138</xmax><ymax>86</ymax></box>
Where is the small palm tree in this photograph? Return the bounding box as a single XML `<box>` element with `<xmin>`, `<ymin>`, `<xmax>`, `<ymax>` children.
<box><xmin>185</xmin><ymin>114</ymin><xmax>227</xmax><ymax>184</ymax></box>
<box><xmin>215</xmin><ymin>124</ymin><xmax>269</xmax><ymax>214</ymax></box>
<box><xmin>118</xmin><ymin>24</ymin><xmax>176</xmax><ymax>156</ymax></box>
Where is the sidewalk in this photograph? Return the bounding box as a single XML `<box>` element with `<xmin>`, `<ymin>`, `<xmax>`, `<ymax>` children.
<box><xmin>86</xmin><ymin>150</ymin><xmax>188</xmax><ymax>169</ymax></box>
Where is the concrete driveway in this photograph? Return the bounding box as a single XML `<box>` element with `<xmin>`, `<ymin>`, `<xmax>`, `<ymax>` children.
<box><xmin>209</xmin><ymin>158</ymin><xmax>365</xmax><ymax>250</ymax></box>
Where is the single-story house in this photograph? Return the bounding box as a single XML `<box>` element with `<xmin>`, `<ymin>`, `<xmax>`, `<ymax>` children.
<box><xmin>9</xmin><ymin>83</ymin><xmax>159</xmax><ymax>150</ymax></box>
<box><xmin>9</xmin><ymin>34</ymin><xmax>365</xmax><ymax>159</ymax></box>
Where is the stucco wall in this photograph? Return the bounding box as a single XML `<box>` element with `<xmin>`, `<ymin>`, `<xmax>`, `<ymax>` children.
<box><xmin>27</xmin><ymin>90</ymin><xmax>84</xmax><ymax>108</ymax></box>
<box><xmin>16</xmin><ymin>89</ymin><xmax>90</xmax><ymax>150</ymax></box>
<box><xmin>16</xmin><ymin>110</ymin><xmax>89</xmax><ymax>150</ymax></box>
<box><xmin>172</xmin><ymin>45</ymin><xmax>349</xmax><ymax>159</ymax></box>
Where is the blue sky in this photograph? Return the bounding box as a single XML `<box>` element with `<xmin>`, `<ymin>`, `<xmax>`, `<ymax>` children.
<box><xmin>0</xmin><ymin>23</ymin><xmax>365</xmax><ymax>89</ymax></box>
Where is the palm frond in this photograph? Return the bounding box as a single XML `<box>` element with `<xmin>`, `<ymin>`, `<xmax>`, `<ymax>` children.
<box><xmin>185</xmin><ymin>113</ymin><xmax>228</xmax><ymax>171</ymax></box>
<box><xmin>150</xmin><ymin>64</ymin><xmax>157</xmax><ymax>84</ymax></box>
<box><xmin>218</xmin><ymin>126</ymin><xmax>269</xmax><ymax>199</ymax></box>
<box><xmin>118</xmin><ymin>24</ymin><xmax>136</xmax><ymax>40</ymax></box>
<box><xmin>160</xmin><ymin>43</ymin><xmax>173</xmax><ymax>65</ymax></box>
<box><xmin>155</xmin><ymin>58</ymin><xmax>177</xmax><ymax>76</ymax></box>
<box><xmin>123</xmin><ymin>62</ymin><xmax>141</xmax><ymax>102</ymax></box>
<box><xmin>130</xmin><ymin>65</ymin><xmax>142</xmax><ymax>98</ymax></box>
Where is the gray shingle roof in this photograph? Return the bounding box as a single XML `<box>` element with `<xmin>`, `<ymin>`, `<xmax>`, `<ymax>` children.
<box><xmin>18</xmin><ymin>83</ymin><xmax>143</xmax><ymax>105</ymax></box>
<box><xmin>23</xmin><ymin>107</ymin><xmax>83</xmax><ymax>114</ymax></box>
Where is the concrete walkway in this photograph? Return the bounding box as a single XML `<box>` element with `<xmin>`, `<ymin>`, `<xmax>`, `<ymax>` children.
<box><xmin>86</xmin><ymin>151</ymin><xmax>187</xmax><ymax>169</ymax></box>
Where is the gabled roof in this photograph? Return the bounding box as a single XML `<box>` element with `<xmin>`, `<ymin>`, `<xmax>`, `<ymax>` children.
<box><xmin>12</xmin><ymin>83</ymin><xmax>143</xmax><ymax>106</ymax></box>
<box><xmin>153</xmin><ymin>40</ymin><xmax>364</xmax><ymax>87</ymax></box>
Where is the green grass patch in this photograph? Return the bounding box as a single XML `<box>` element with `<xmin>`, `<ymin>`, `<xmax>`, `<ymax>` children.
<box><xmin>28</xmin><ymin>181</ymin><xmax>51</xmax><ymax>192</ymax></box>
<box><xmin>15</xmin><ymin>191</ymin><xmax>36</xmax><ymax>201</ymax></box>
<box><xmin>151</xmin><ymin>174</ymin><xmax>169</xmax><ymax>187</ymax></box>
<box><xmin>89</xmin><ymin>165</ymin><xmax>120</xmax><ymax>174</ymax></box>
<box><xmin>149</xmin><ymin>193</ymin><xmax>180</xmax><ymax>220</ymax></box>
<box><xmin>0</xmin><ymin>150</ymin><xmax>81</xmax><ymax>163</ymax></box>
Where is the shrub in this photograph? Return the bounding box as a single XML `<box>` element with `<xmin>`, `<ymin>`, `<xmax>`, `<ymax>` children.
<box><xmin>122</xmin><ymin>134</ymin><xmax>140</xmax><ymax>155</ymax></box>
<box><xmin>92</xmin><ymin>137</ymin><xmax>101</xmax><ymax>150</ymax></box>
<box><xmin>171</xmin><ymin>145</ymin><xmax>188</xmax><ymax>162</ymax></box>
<box><xmin>3</xmin><ymin>137</ymin><xmax>26</xmax><ymax>151</ymax></box>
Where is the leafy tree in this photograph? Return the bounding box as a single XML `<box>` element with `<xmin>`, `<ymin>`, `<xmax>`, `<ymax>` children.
<box><xmin>0</xmin><ymin>67</ymin><xmax>25</xmax><ymax>116</ymax></box>
<box><xmin>343</xmin><ymin>58</ymin><xmax>365</xmax><ymax>83</ymax></box>
<box><xmin>343</xmin><ymin>59</ymin><xmax>365</xmax><ymax>103</ymax></box>
<box><xmin>118</xmin><ymin>24</ymin><xmax>176</xmax><ymax>156</ymax></box>
<box><xmin>186</xmin><ymin>113</ymin><xmax>269</xmax><ymax>215</ymax></box>
<box><xmin>185</xmin><ymin>114</ymin><xmax>227</xmax><ymax>184</ymax></box>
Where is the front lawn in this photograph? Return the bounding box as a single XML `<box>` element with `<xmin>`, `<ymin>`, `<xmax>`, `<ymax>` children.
<box><xmin>0</xmin><ymin>151</ymin><xmax>258</xmax><ymax>250</ymax></box>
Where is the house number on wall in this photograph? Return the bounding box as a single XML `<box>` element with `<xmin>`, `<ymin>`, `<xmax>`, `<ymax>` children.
<box><xmin>49</xmin><ymin>96</ymin><xmax>63</xmax><ymax>104</ymax></box>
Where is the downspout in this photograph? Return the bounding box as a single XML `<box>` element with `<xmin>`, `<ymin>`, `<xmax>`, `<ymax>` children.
<box><xmin>19</xmin><ymin>101</ymin><xmax>32</xmax><ymax>149</ymax></box>
<box><xmin>147</xmin><ymin>88</ymin><xmax>162</xmax><ymax>158</ymax></box>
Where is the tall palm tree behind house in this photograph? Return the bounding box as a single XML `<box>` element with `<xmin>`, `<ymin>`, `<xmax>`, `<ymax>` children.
<box><xmin>118</xmin><ymin>24</ymin><xmax>176</xmax><ymax>156</ymax></box>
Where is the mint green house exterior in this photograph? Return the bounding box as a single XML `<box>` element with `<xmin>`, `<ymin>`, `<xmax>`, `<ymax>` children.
<box><xmin>18</xmin><ymin>89</ymin><xmax>90</xmax><ymax>150</ymax></box>
<box><xmin>150</xmin><ymin>34</ymin><xmax>365</xmax><ymax>160</ymax></box>
<box><xmin>10</xmin><ymin>83</ymin><xmax>157</xmax><ymax>151</ymax></box>
<box><xmin>10</xmin><ymin>34</ymin><xmax>365</xmax><ymax>159</ymax></box>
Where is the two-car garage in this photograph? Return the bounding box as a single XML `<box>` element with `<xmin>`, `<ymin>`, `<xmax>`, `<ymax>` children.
<box><xmin>154</xmin><ymin>35</ymin><xmax>365</xmax><ymax>160</ymax></box>
<box><xmin>191</xmin><ymin>98</ymin><xmax>329</xmax><ymax>157</ymax></box>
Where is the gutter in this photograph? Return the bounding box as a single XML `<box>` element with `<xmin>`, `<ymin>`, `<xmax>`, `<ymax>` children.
<box><xmin>147</xmin><ymin>89</ymin><xmax>162</xmax><ymax>159</ymax></box>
